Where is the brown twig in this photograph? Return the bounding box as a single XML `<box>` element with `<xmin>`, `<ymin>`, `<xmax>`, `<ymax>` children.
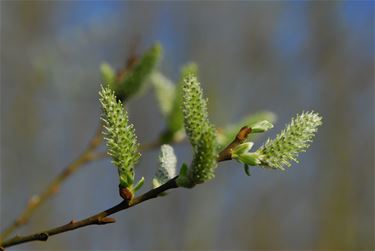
<box><xmin>1</xmin><ymin>177</ymin><xmax>179</xmax><ymax>248</ymax></box>
<box><xmin>218</xmin><ymin>126</ymin><xmax>252</xmax><ymax>162</ymax></box>
<box><xmin>1</xmin><ymin>126</ymin><xmax>250</xmax><ymax>248</ymax></box>
<box><xmin>0</xmin><ymin>43</ymin><xmax>147</xmax><ymax>241</ymax></box>
<box><xmin>0</xmin><ymin>130</ymin><xmax>175</xmax><ymax>242</ymax></box>
<box><xmin>0</xmin><ymin>122</ymin><xmax>104</xmax><ymax>242</ymax></box>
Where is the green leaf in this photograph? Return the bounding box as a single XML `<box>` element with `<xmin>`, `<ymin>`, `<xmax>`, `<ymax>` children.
<box><xmin>232</xmin><ymin>152</ymin><xmax>262</xmax><ymax>166</ymax></box>
<box><xmin>179</xmin><ymin>163</ymin><xmax>188</xmax><ymax>176</ymax></box>
<box><xmin>232</xmin><ymin>142</ymin><xmax>254</xmax><ymax>156</ymax></box>
<box><xmin>176</xmin><ymin>163</ymin><xmax>191</xmax><ymax>188</ymax></box>
<box><xmin>132</xmin><ymin>177</ymin><xmax>145</xmax><ymax>193</ymax></box>
<box><xmin>250</xmin><ymin>120</ymin><xmax>274</xmax><ymax>133</ymax></box>
<box><xmin>217</xmin><ymin>111</ymin><xmax>277</xmax><ymax>147</ymax></box>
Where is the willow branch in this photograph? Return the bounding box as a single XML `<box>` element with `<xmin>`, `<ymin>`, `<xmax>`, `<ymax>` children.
<box><xmin>0</xmin><ymin>122</ymin><xmax>104</xmax><ymax>241</ymax></box>
<box><xmin>218</xmin><ymin>126</ymin><xmax>252</xmax><ymax>161</ymax></box>
<box><xmin>0</xmin><ymin>45</ymin><xmax>145</xmax><ymax>241</ymax></box>
<box><xmin>0</xmin><ymin>124</ymin><xmax>174</xmax><ymax>242</ymax></box>
<box><xmin>1</xmin><ymin>126</ymin><xmax>250</xmax><ymax>249</ymax></box>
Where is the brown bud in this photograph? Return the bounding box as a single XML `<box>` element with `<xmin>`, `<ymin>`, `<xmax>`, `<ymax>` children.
<box><xmin>119</xmin><ymin>186</ymin><xmax>133</xmax><ymax>201</ymax></box>
<box><xmin>237</xmin><ymin>126</ymin><xmax>252</xmax><ymax>142</ymax></box>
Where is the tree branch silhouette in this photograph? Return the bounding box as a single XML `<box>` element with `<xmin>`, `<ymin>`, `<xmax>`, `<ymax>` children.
<box><xmin>1</xmin><ymin>126</ymin><xmax>251</xmax><ymax>248</ymax></box>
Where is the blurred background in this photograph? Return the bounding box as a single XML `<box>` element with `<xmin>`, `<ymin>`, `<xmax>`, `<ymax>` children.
<box><xmin>1</xmin><ymin>1</ymin><xmax>374</xmax><ymax>250</ymax></box>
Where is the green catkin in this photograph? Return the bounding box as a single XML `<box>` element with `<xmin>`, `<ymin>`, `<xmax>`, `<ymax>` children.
<box><xmin>177</xmin><ymin>75</ymin><xmax>218</xmax><ymax>187</ymax></box>
<box><xmin>99</xmin><ymin>86</ymin><xmax>141</xmax><ymax>187</ymax></box>
<box><xmin>116</xmin><ymin>43</ymin><xmax>163</xmax><ymax>100</ymax></box>
<box><xmin>257</xmin><ymin>111</ymin><xmax>322</xmax><ymax>170</ymax></box>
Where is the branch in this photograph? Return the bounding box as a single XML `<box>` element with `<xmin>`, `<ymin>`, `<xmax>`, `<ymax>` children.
<box><xmin>0</xmin><ymin>122</ymin><xmax>104</xmax><ymax>241</ymax></box>
<box><xmin>0</xmin><ymin>177</ymin><xmax>179</xmax><ymax>248</ymax></box>
<box><xmin>0</xmin><ymin>42</ymin><xmax>153</xmax><ymax>241</ymax></box>
<box><xmin>218</xmin><ymin>126</ymin><xmax>252</xmax><ymax>161</ymax></box>
<box><xmin>0</xmin><ymin>123</ymin><xmax>176</xmax><ymax>242</ymax></box>
<box><xmin>1</xmin><ymin>126</ymin><xmax>250</xmax><ymax>248</ymax></box>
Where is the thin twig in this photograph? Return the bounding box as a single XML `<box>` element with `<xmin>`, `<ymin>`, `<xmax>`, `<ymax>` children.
<box><xmin>0</xmin><ymin>122</ymin><xmax>104</xmax><ymax>241</ymax></box>
<box><xmin>0</xmin><ymin>45</ymin><xmax>145</xmax><ymax>242</ymax></box>
<box><xmin>1</xmin><ymin>126</ymin><xmax>250</xmax><ymax>248</ymax></box>
<box><xmin>1</xmin><ymin>177</ymin><xmax>179</xmax><ymax>248</ymax></box>
<box><xmin>218</xmin><ymin>126</ymin><xmax>252</xmax><ymax>161</ymax></box>
<box><xmin>0</xmin><ymin>125</ymin><xmax>175</xmax><ymax>241</ymax></box>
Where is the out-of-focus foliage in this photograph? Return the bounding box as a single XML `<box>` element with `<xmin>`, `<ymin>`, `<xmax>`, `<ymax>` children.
<box><xmin>100</xmin><ymin>63</ymin><xmax>116</xmax><ymax>88</ymax></box>
<box><xmin>1</xmin><ymin>2</ymin><xmax>373</xmax><ymax>250</ymax></box>
<box><xmin>150</xmin><ymin>72</ymin><xmax>176</xmax><ymax>117</ymax></box>
<box><xmin>103</xmin><ymin>43</ymin><xmax>163</xmax><ymax>101</ymax></box>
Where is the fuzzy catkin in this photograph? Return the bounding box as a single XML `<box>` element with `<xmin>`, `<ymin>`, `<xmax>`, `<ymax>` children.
<box><xmin>99</xmin><ymin>86</ymin><xmax>141</xmax><ymax>187</ymax></box>
<box><xmin>153</xmin><ymin>144</ymin><xmax>177</xmax><ymax>188</ymax></box>
<box><xmin>257</xmin><ymin>111</ymin><xmax>322</xmax><ymax>170</ymax></box>
<box><xmin>177</xmin><ymin>75</ymin><xmax>218</xmax><ymax>187</ymax></box>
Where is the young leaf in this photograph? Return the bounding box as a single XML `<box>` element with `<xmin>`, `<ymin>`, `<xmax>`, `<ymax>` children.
<box><xmin>250</xmin><ymin>120</ymin><xmax>274</xmax><ymax>133</ymax></box>
<box><xmin>217</xmin><ymin>111</ymin><xmax>277</xmax><ymax>146</ymax></box>
<box><xmin>132</xmin><ymin>177</ymin><xmax>145</xmax><ymax>193</ymax></box>
<box><xmin>232</xmin><ymin>142</ymin><xmax>254</xmax><ymax>156</ymax></box>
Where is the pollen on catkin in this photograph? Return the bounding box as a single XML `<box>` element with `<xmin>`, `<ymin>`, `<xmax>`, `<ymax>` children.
<box><xmin>256</xmin><ymin>111</ymin><xmax>322</xmax><ymax>170</ymax></box>
<box><xmin>99</xmin><ymin>86</ymin><xmax>141</xmax><ymax>187</ymax></box>
<box><xmin>176</xmin><ymin>75</ymin><xmax>218</xmax><ymax>187</ymax></box>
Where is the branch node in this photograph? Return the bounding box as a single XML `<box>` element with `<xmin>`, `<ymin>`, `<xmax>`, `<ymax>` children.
<box><xmin>119</xmin><ymin>186</ymin><xmax>133</xmax><ymax>202</ymax></box>
<box><xmin>38</xmin><ymin>233</ymin><xmax>48</xmax><ymax>241</ymax></box>
<box><xmin>218</xmin><ymin>126</ymin><xmax>252</xmax><ymax>162</ymax></box>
